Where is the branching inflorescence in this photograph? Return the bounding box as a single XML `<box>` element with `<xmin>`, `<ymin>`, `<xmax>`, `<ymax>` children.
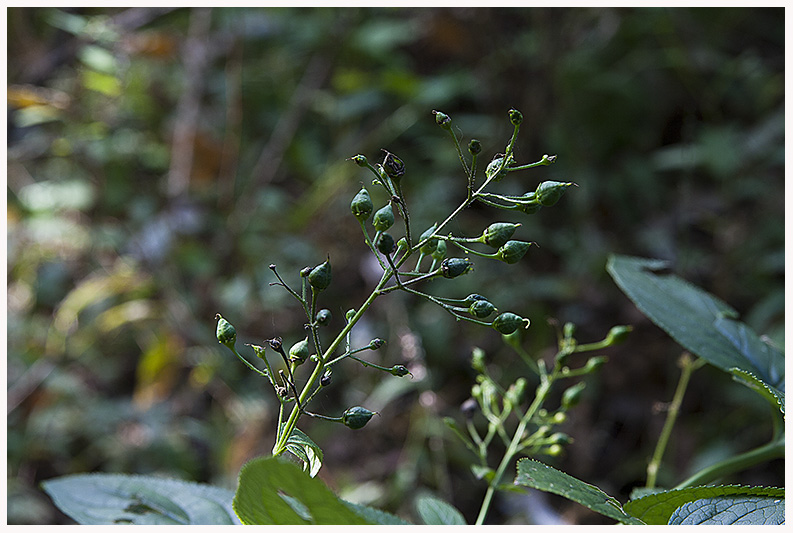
<box><xmin>215</xmin><ymin>108</ymin><xmax>584</xmax><ymax>473</ymax></box>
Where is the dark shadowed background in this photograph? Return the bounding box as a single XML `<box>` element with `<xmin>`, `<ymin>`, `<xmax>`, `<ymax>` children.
<box><xmin>7</xmin><ymin>7</ymin><xmax>784</xmax><ymax>524</ymax></box>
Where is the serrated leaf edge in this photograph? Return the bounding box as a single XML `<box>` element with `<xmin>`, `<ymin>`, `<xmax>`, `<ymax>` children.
<box><xmin>624</xmin><ymin>484</ymin><xmax>785</xmax><ymax>524</ymax></box>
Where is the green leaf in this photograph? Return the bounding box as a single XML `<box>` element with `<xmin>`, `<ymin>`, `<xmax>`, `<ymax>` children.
<box><xmin>730</xmin><ymin>368</ymin><xmax>785</xmax><ymax>414</ymax></box>
<box><xmin>233</xmin><ymin>456</ymin><xmax>405</xmax><ymax>525</ymax></box>
<box><xmin>606</xmin><ymin>255</ymin><xmax>784</xmax><ymax>390</ymax></box>
<box><xmin>284</xmin><ymin>427</ymin><xmax>324</xmax><ymax>477</ymax></box>
<box><xmin>669</xmin><ymin>495</ymin><xmax>785</xmax><ymax>525</ymax></box>
<box><xmin>623</xmin><ymin>485</ymin><xmax>784</xmax><ymax>525</ymax></box>
<box><xmin>343</xmin><ymin>501</ymin><xmax>412</xmax><ymax>525</ymax></box>
<box><xmin>414</xmin><ymin>493</ymin><xmax>467</xmax><ymax>525</ymax></box>
<box><xmin>41</xmin><ymin>474</ymin><xmax>239</xmax><ymax>525</ymax></box>
<box><xmin>514</xmin><ymin>459</ymin><xmax>644</xmax><ymax>525</ymax></box>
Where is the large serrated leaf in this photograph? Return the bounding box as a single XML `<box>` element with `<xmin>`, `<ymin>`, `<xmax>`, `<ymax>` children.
<box><xmin>730</xmin><ymin>368</ymin><xmax>784</xmax><ymax>414</ymax></box>
<box><xmin>623</xmin><ymin>485</ymin><xmax>784</xmax><ymax>525</ymax></box>
<box><xmin>715</xmin><ymin>316</ymin><xmax>784</xmax><ymax>390</ymax></box>
<box><xmin>514</xmin><ymin>459</ymin><xmax>644</xmax><ymax>525</ymax></box>
<box><xmin>41</xmin><ymin>473</ymin><xmax>239</xmax><ymax>525</ymax></box>
<box><xmin>607</xmin><ymin>255</ymin><xmax>784</xmax><ymax>390</ymax></box>
<box><xmin>232</xmin><ymin>456</ymin><xmax>406</xmax><ymax>525</ymax></box>
<box><xmin>414</xmin><ymin>493</ymin><xmax>467</xmax><ymax>525</ymax></box>
<box><xmin>669</xmin><ymin>495</ymin><xmax>785</xmax><ymax>524</ymax></box>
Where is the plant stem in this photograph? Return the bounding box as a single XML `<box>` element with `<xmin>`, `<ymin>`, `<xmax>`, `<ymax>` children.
<box><xmin>645</xmin><ymin>353</ymin><xmax>702</xmax><ymax>489</ymax></box>
<box><xmin>271</xmin><ymin>268</ymin><xmax>392</xmax><ymax>456</ymax></box>
<box><xmin>447</xmin><ymin>127</ymin><xmax>471</xmax><ymax>180</ymax></box>
<box><xmin>475</xmin><ymin>377</ymin><xmax>552</xmax><ymax>525</ymax></box>
<box><xmin>673</xmin><ymin>436</ymin><xmax>785</xmax><ymax>489</ymax></box>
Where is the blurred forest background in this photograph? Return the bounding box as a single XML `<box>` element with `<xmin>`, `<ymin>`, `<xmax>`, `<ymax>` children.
<box><xmin>7</xmin><ymin>7</ymin><xmax>784</xmax><ymax>524</ymax></box>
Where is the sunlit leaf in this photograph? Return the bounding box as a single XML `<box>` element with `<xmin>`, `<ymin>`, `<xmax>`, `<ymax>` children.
<box><xmin>233</xmin><ymin>456</ymin><xmax>407</xmax><ymax>525</ymax></box>
<box><xmin>514</xmin><ymin>458</ymin><xmax>644</xmax><ymax>524</ymax></box>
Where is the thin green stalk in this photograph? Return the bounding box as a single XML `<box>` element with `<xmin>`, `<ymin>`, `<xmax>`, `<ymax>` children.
<box><xmin>645</xmin><ymin>353</ymin><xmax>703</xmax><ymax>489</ymax></box>
<box><xmin>272</xmin><ymin>268</ymin><xmax>393</xmax><ymax>456</ymax></box>
<box><xmin>359</xmin><ymin>219</ymin><xmax>388</xmax><ymax>271</ymax></box>
<box><xmin>405</xmin><ymin>149</ymin><xmax>545</xmax><ymax>262</ymax></box>
<box><xmin>444</xmin><ymin>126</ymin><xmax>470</xmax><ymax>179</ymax></box>
<box><xmin>673</xmin><ymin>437</ymin><xmax>785</xmax><ymax>489</ymax></box>
<box><xmin>476</xmin><ymin>377</ymin><xmax>551</xmax><ymax>525</ymax></box>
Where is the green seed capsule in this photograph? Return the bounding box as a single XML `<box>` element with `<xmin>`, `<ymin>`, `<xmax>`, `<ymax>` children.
<box><xmin>485</xmin><ymin>153</ymin><xmax>514</xmax><ymax>182</ymax></box>
<box><xmin>381</xmin><ymin>150</ymin><xmax>405</xmax><ymax>180</ymax></box>
<box><xmin>534</xmin><ymin>181</ymin><xmax>574</xmax><ymax>207</ymax></box>
<box><xmin>492</xmin><ymin>312</ymin><xmax>530</xmax><ymax>335</ymax></box>
<box><xmin>604</xmin><ymin>325</ymin><xmax>632</xmax><ymax>346</ymax></box>
<box><xmin>320</xmin><ymin>369</ymin><xmax>332</xmax><ymax>387</ymax></box>
<box><xmin>469</xmin><ymin>299</ymin><xmax>496</xmax><ymax>318</ymax></box>
<box><xmin>496</xmin><ymin>240</ymin><xmax>532</xmax><ymax>264</ymax></box>
<box><xmin>431</xmin><ymin>239</ymin><xmax>447</xmax><ymax>261</ymax></box>
<box><xmin>350</xmin><ymin>187</ymin><xmax>373</xmax><ymax>222</ymax></box>
<box><xmin>483</xmin><ymin>222</ymin><xmax>521</xmax><ymax>248</ymax></box>
<box><xmin>369</xmin><ymin>338</ymin><xmax>386</xmax><ymax>350</ymax></box>
<box><xmin>349</xmin><ymin>154</ymin><xmax>368</xmax><ymax>167</ymax></box>
<box><xmin>463</xmin><ymin>294</ymin><xmax>488</xmax><ymax>305</ymax></box>
<box><xmin>548</xmin><ymin>432</ymin><xmax>572</xmax><ymax>445</ymax></box>
<box><xmin>419</xmin><ymin>224</ymin><xmax>439</xmax><ymax>254</ymax></box>
<box><xmin>433</xmin><ymin>110</ymin><xmax>452</xmax><ymax>129</ymax></box>
<box><xmin>583</xmin><ymin>356</ymin><xmax>608</xmax><ymax>373</ymax></box>
<box><xmin>342</xmin><ymin>406</ymin><xmax>377</xmax><ymax>429</ymax></box>
<box><xmin>215</xmin><ymin>314</ymin><xmax>237</xmax><ymax>349</ymax></box>
<box><xmin>468</xmin><ymin>139</ymin><xmax>482</xmax><ymax>155</ymax></box>
<box><xmin>288</xmin><ymin>337</ymin><xmax>310</xmax><ymax>364</ymax></box>
<box><xmin>316</xmin><ymin>308</ymin><xmax>332</xmax><ymax>326</ymax></box>
<box><xmin>441</xmin><ymin>257</ymin><xmax>473</xmax><ymax>279</ymax></box>
<box><xmin>509</xmin><ymin>109</ymin><xmax>523</xmax><ymax>126</ymax></box>
<box><xmin>372</xmin><ymin>203</ymin><xmax>395</xmax><ymax>232</ymax></box>
<box><xmin>561</xmin><ymin>382</ymin><xmax>586</xmax><ymax>410</ymax></box>
<box><xmin>471</xmin><ymin>383</ymin><xmax>482</xmax><ymax>400</ymax></box>
<box><xmin>389</xmin><ymin>364</ymin><xmax>411</xmax><ymax>377</ymax></box>
<box><xmin>308</xmin><ymin>259</ymin><xmax>332</xmax><ymax>290</ymax></box>
<box><xmin>511</xmin><ymin>377</ymin><xmax>527</xmax><ymax>403</ymax></box>
<box><xmin>376</xmin><ymin>232</ymin><xmax>395</xmax><ymax>255</ymax></box>
<box><xmin>545</xmin><ymin>444</ymin><xmax>564</xmax><ymax>457</ymax></box>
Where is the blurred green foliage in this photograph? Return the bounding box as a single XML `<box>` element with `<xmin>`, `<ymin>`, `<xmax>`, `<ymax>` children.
<box><xmin>7</xmin><ymin>7</ymin><xmax>783</xmax><ymax>524</ymax></box>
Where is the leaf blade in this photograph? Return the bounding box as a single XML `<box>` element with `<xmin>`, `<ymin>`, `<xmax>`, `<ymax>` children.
<box><xmin>606</xmin><ymin>255</ymin><xmax>784</xmax><ymax>389</ymax></box>
<box><xmin>41</xmin><ymin>473</ymin><xmax>239</xmax><ymax>525</ymax></box>
<box><xmin>730</xmin><ymin>368</ymin><xmax>784</xmax><ymax>414</ymax></box>
<box><xmin>669</xmin><ymin>495</ymin><xmax>785</xmax><ymax>525</ymax></box>
<box><xmin>623</xmin><ymin>485</ymin><xmax>785</xmax><ymax>525</ymax></box>
<box><xmin>514</xmin><ymin>458</ymin><xmax>644</xmax><ymax>525</ymax></box>
<box><xmin>285</xmin><ymin>427</ymin><xmax>324</xmax><ymax>477</ymax></box>
<box><xmin>414</xmin><ymin>493</ymin><xmax>467</xmax><ymax>525</ymax></box>
<box><xmin>233</xmin><ymin>456</ymin><xmax>378</xmax><ymax>525</ymax></box>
